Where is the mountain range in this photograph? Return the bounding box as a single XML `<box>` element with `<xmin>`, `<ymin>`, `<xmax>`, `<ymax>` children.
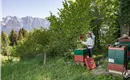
<box><xmin>1</xmin><ymin>16</ymin><xmax>50</xmax><ymax>34</ymax></box>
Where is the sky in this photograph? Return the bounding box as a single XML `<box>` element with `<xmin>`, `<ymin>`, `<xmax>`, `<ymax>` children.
<box><xmin>1</xmin><ymin>0</ymin><xmax>64</xmax><ymax>18</ymax></box>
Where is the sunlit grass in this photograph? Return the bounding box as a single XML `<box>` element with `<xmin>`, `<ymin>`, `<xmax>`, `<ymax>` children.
<box><xmin>1</xmin><ymin>56</ymin><xmax>123</xmax><ymax>80</ymax></box>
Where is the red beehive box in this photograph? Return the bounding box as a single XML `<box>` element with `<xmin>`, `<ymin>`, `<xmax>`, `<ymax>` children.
<box><xmin>108</xmin><ymin>63</ymin><xmax>126</xmax><ymax>72</ymax></box>
<box><xmin>74</xmin><ymin>54</ymin><xmax>88</xmax><ymax>62</ymax></box>
<box><xmin>85</xmin><ymin>58</ymin><xmax>96</xmax><ymax>70</ymax></box>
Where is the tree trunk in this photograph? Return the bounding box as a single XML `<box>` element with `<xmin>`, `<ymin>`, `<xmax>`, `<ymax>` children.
<box><xmin>44</xmin><ymin>53</ymin><xmax>46</xmax><ymax>65</ymax></box>
<box><xmin>93</xmin><ymin>25</ymin><xmax>101</xmax><ymax>49</ymax></box>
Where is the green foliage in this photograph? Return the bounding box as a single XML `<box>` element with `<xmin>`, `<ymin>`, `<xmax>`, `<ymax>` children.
<box><xmin>11</xmin><ymin>28</ymin><xmax>51</xmax><ymax>58</ymax></box>
<box><xmin>0</xmin><ymin>35</ymin><xmax>2</xmax><ymax>54</ymax></box>
<box><xmin>11</xmin><ymin>35</ymin><xmax>40</xmax><ymax>58</ymax></box>
<box><xmin>1</xmin><ymin>31</ymin><xmax>10</xmax><ymax>55</ymax></box>
<box><xmin>21</xmin><ymin>28</ymin><xmax>28</xmax><ymax>38</ymax></box>
<box><xmin>47</xmin><ymin>0</ymin><xmax>119</xmax><ymax>55</ymax></box>
<box><xmin>18</xmin><ymin>30</ymin><xmax>23</xmax><ymax>41</ymax></box>
<box><xmin>9</xmin><ymin>29</ymin><xmax>18</xmax><ymax>46</ymax></box>
<box><xmin>119</xmin><ymin>0</ymin><xmax>130</xmax><ymax>26</ymax></box>
<box><xmin>33</xmin><ymin>28</ymin><xmax>50</xmax><ymax>47</ymax></box>
<box><xmin>47</xmin><ymin>0</ymin><xmax>92</xmax><ymax>56</ymax></box>
<box><xmin>90</xmin><ymin>0</ymin><xmax>119</xmax><ymax>50</ymax></box>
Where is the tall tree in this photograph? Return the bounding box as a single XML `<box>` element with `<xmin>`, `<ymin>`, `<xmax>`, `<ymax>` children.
<box><xmin>47</xmin><ymin>0</ymin><xmax>119</xmax><ymax>54</ymax></box>
<box><xmin>0</xmin><ymin>35</ymin><xmax>2</xmax><ymax>53</ymax></box>
<box><xmin>9</xmin><ymin>29</ymin><xmax>18</xmax><ymax>46</ymax></box>
<box><xmin>48</xmin><ymin>0</ymin><xmax>92</xmax><ymax>53</ymax></box>
<box><xmin>119</xmin><ymin>0</ymin><xmax>130</xmax><ymax>35</ymax></box>
<box><xmin>18</xmin><ymin>29</ymin><xmax>23</xmax><ymax>40</ymax></box>
<box><xmin>1</xmin><ymin>31</ymin><xmax>10</xmax><ymax>55</ymax></box>
<box><xmin>21</xmin><ymin>28</ymin><xmax>28</xmax><ymax>38</ymax></box>
<box><xmin>33</xmin><ymin>28</ymin><xmax>51</xmax><ymax>65</ymax></box>
<box><xmin>90</xmin><ymin>0</ymin><xmax>119</xmax><ymax>49</ymax></box>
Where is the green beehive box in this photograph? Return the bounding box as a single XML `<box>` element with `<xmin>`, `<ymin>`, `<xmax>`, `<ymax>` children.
<box><xmin>74</xmin><ymin>48</ymin><xmax>89</xmax><ymax>55</ymax></box>
<box><xmin>108</xmin><ymin>49</ymin><xmax>126</xmax><ymax>65</ymax></box>
<box><xmin>119</xmin><ymin>42</ymin><xmax>130</xmax><ymax>51</ymax></box>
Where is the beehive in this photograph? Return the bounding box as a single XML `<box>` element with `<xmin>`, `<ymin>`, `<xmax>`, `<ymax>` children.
<box><xmin>74</xmin><ymin>48</ymin><xmax>89</xmax><ymax>64</ymax></box>
<box><xmin>108</xmin><ymin>45</ymin><xmax>127</xmax><ymax>65</ymax></box>
<box><xmin>108</xmin><ymin>45</ymin><xmax>127</xmax><ymax>73</ymax></box>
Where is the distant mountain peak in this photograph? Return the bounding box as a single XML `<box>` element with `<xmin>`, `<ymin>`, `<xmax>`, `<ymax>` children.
<box><xmin>1</xmin><ymin>16</ymin><xmax>50</xmax><ymax>34</ymax></box>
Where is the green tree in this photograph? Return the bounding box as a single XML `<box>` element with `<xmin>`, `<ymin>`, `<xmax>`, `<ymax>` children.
<box><xmin>18</xmin><ymin>29</ymin><xmax>23</xmax><ymax>40</ymax></box>
<box><xmin>120</xmin><ymin>0</ymin><xmax>130</xmax><ymax>26</ymax></box>
<box><xmin>32</xmin><ymin>28</ymin><xmax>51</xmax><ymax>64</ymax></box>
<box><xmin>1</xmin><ymin>31</ymin><xmax>10</xmax><ymax>55</ymax></box>
<box><xmin>47</xmin><ymin>0</ymin><xmax>92</xmax><ymax>56</ymax></box>
<box><xmin>9</xmin><ymin>29</ymin><xmax>18</xmax><ymax>46</ymax></box>
<box><xmin>119</xmin><ymin>0</ymin><xmax>130</xmax><ymax>35</ymax></box>
<box><xmin>21</xmin><ymin>28</ymin><xmax>28</xmax><ymax>38</ymax></box>
<box><xmin>0</xmin><ymin>35</ymin><xmax>2</xmax><ymax>54</ymax></box>
<box><xmin>90</xmin><ymin>0</ymin><xmax>119</xmax><ymax>50</ymax></box>
<box><xmin>47</xmin><ymin>0</ymin><xmax>119</xmax><ymax>56</ymax></box>
<box><xmin>11</xmin><ymin>28</ymin><xmax>51</xmax><ymax>61</ymax></box>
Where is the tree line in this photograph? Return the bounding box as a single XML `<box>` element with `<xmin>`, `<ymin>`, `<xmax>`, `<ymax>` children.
<box><xmin>1</xmin><ymin>28</ymin><xmax>28</xmax><ymax>56</ymax></box>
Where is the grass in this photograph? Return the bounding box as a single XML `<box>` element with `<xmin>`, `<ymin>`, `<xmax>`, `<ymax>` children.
<box><xmin>1</xmin><ymin>54</ymin><xmax>125</xmax><ymax>80</ymax></box>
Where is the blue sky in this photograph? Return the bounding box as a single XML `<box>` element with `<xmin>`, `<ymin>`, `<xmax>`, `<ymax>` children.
<box><xmin>2</xmin><ymin>0</ymin><xmax>64</xmax><ymax>18</ymax></box>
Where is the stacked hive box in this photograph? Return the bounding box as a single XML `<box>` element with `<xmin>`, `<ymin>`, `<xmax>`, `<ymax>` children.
<box><xmin>119</xmin><ymin>39</ymin><xmax>130</xmax><ymax>58</ymax></box>
<box><xmin>74</xmin><ymin>48</ymin><xmax>89</xmax><ymax>65</ymax></box>
<box><xmin>108</xmin><ymin>45</ymin><xmax>127</xmax><ymax>74</ymax></box>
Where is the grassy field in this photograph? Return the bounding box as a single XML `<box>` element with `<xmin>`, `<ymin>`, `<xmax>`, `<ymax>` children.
<box><xmin>1</xmin><ymin>54</ymin><xmax>126</xmax><ymax>80</ymax></box>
